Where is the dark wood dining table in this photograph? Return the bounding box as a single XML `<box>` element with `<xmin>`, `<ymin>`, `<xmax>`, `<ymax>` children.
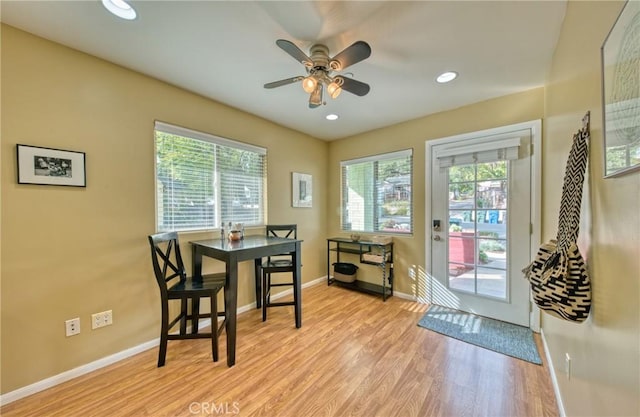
<box><xmin>190</xmin><ymin>235</ymin><xmax>302</xmax><ymax>366</ymax></box>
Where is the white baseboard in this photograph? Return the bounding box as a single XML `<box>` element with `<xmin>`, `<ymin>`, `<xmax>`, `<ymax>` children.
<box><xmin>393</xmin><ymin>290</ymin><xmax>417</xmax><ymax>301</ymax></box>
<box><xmin>0</xmin><ymin>276</ymin><xmax>327</xmax><ymax>406</ymax></box>
<box><xmin>0</xmin><ymin>339</ymin><xmax>159</xmax><ymax>406</ymax></box>
<box><xmin>1</xmin><ymin>276</ymin><xmax>411</xmax><ymax>405</ymax></box>
<box><xmin>540</xmin><ymin>328</ymin><xmax>566</xmax><ymax>417</ymax></box>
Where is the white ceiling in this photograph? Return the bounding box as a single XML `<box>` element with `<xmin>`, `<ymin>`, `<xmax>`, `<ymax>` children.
<box><xmin>1</xmin><ymin>0</ymin><xmax>566</xmax><ymax>141</ymax></box>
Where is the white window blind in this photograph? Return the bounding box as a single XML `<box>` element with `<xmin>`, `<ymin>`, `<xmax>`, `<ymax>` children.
<box><xmin>436</xmin><ymin>137</ymin><xmax>521</xmax><ymax>168</ymax></box>
<box><xmin>341</xmin><ymin>149</ymin><xmax>413</xmax><ymax>234</ymax></box>
<box><xmin>154</xmin><ymin>121</ymin><xmax>267</xmax><ymax>232</ymax></box>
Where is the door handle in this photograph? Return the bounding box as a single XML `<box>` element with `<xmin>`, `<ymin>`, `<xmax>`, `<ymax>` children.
<box><xmin>433</xmin><ymin>235</ymin><xmax>442</xmax><ymax>241</ymax></box>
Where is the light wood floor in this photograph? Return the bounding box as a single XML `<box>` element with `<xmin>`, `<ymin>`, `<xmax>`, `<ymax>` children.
<box><xmin>1</xmin><ymin>284</ymin><xmax>559</xmax><ymax>417</ymax></box>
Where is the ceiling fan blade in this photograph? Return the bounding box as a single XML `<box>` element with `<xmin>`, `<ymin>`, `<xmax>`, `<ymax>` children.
<box><xmin>276</xmin><ymin>39</ymin><xmax>312</xmax><ymax>67</ymax></box>
<box><xmin>330</xmin><ymin>41</ymin><xmax>371</xmax><ymax>71</ymax></box>
<box><xmin>336</xmin><ymin>76</ymin><xmax>370</xmax><ymax>96</ymax></box>
<box><xmin>264</xmin><ymin>76</ymin><xmax>304</xmax><ymax>89</ymax></box>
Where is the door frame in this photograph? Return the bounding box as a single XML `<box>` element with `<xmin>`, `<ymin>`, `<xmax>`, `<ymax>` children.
<box><xmin>425</xmin><ymin>119</ymin><xmax>542</xmax><ymax>331</ymax></box>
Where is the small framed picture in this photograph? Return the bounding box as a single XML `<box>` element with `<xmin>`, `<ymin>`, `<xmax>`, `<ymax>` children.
<box><xmin>292</xmin><ymin>172</ymin><xmax>312</xmax><ymax>208</ymax></box>
<box><xmin>17</xmin><ymin>144</ymin><xmax>86</xmax><ymax>187</ymax></box>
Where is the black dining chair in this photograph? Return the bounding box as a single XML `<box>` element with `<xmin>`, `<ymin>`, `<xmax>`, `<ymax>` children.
<box><xmin>261</xmin><ymin>224</ymin><xmax>299</xmax><ymax>323</ymax></box>
<box><xmin>148</xmin><ymin>232</ymin><xmax>226</xmax><ymax>367</ymax></box>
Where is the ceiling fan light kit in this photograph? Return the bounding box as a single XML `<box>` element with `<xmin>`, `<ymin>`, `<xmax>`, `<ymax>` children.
<box><xmin>265</xmin><ymin>39</ymin><xmax>371</xmax><ymax>108</ymax></box>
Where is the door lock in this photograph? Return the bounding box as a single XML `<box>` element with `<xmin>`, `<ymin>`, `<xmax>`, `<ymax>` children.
<box><xmin>433</xmin><ymin>235</ymin><xmax>442</xmax><ymax>241</ymax></box>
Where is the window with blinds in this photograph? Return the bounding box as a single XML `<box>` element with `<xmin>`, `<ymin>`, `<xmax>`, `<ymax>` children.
<box><xmin>341</xmin><ymin>149</ymin><xmax>413</xmax><ymax>234</ymax></box>
<box><xmin>154</xmin><ymin>121</ymin><xmax>267</xmax><ymax>232</ymax></box>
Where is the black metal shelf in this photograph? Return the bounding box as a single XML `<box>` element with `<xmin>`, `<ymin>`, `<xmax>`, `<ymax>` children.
<box><xmin>329</xmin><ymin>278</ymin><xmax>392</xmax><ymax>297</ymax></box>
<box><xmin>360</xmin><ymin>260</ymin><xmax>385</xmax><ymax>266</ymax></box>
<box><xmin>327</xmin><ymin>237</ymin><xmax>394</xmax><ymax>301</ymax></box>
<box><xmin>329</xmin><ymin>247</ymin><xmax>367</xmax><ymax>255</ymax></box>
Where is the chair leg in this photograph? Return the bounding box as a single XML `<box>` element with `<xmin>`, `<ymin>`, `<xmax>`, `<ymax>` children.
<box><xmin>192</xmin><ymin>297</ymin><xmax>201</xmax><ymax>334</ymax></box>
<box><xmin>179</xmin><ymin>298</ymin><xmax>188</xmax><ymax>335</ymax></box>
<box><xmin>158</xmin><ymin>302</ymin><xmax>169</xmax><ymax>367</ymax></box>
<box><xmin>217</xmin><ymin>290</ymin><xmax>226</xmax><ymax>331</ymax></box>
<box><xmin>210</xmin><ymin>292</ymin><xmax>219</xmax><ymax>362</ymax></box>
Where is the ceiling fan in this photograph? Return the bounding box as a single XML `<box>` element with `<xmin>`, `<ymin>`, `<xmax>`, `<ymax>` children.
<box><xmin>264</xmin><ymin>39</ymin><xmax>371</xmax><ymax>108</ymax></box>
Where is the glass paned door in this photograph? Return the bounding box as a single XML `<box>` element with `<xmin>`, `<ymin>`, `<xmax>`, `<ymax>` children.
<box><xmin>429</xmin><ymin>128</ymin><xmax>533</xmax><ymax>327</ymax></box>
<box><xmin>448</xmin><ymin>161</ymin><xmax>509</xmax><ymax>299</ymax></box>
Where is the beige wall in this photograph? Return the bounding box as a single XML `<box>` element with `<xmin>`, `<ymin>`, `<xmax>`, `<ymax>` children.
<box><xmin>3</xmin><ymin>3</ymin><xmax>639</xmax><ymax>414</ymax></box>
<box><xmin>327</xmin><ymin>89</ymin><xmax>544</xmax><ymax>296</ymax></box>
<box><xmin>542</xmin><ymin>1</ymin><xmax>640</xmax><ymax>416</ymax></box>
<box><xmin>0</xmin><ymin>25</ymin><xmax>327</xmax><ymax>393</ymax></box>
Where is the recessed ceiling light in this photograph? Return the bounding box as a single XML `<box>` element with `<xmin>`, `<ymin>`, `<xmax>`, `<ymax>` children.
<box><xmin>326</xmin><ymin>114</ymin><xmax>339</xmax><ymax>121</ymax></box>
<box><xmin>102</xmin><ymin>0</ymin><xmax>137</xmax><ymax>20</ymax></box>
<box><xmin>436</xmin><ymin>71</ymin><xmax>458</xmax><ymax>83</ymax></box>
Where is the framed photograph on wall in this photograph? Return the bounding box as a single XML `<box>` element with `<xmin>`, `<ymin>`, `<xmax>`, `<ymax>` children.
<box><xmin>601</xmin><ymin>0</ymin><xmax>640</xmax><ymax>177</ymax></box>
<box><xmin>17</xmin><ymin>144</ymin><xmax>86</xmax><ymax>187</ymax></box>
<box><xmin>292</xmin><ymin>172</ymin><xmax>312</xmax><ymax>208</ymax></box>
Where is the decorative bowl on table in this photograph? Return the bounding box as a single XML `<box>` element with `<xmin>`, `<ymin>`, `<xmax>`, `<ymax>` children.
<box><xmin>350</xmin><ymin>234</ymin><xmax>361</xmax><ymax>242</ymax></box>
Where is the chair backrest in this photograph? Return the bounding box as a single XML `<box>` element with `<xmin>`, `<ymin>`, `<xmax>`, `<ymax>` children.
<box><xmin>148</xmin><ymin>232</ymin><xmax>187</xmax><ymax>294</ymax></box>
<box><xmin>266</xmin><ymin>224</ymin><xmax>297</xmax><ymax>240</ymax></box>
<box><xmin>266</xmin><ymin>225</ymin><xmax>297</xmax><ymax>262</ymax></box>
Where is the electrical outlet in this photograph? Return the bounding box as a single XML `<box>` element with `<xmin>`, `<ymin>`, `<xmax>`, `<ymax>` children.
<box><xmin>91</xmin><ymin>312</ymin><xmax>103</xmax><ymax>329</ymax></box>
<box><xmin>565</xmin><ymin>353</ymin><xmax>571</xmax><ymax>380</ymax></box>
<box><xmin>92</xmin><ymin>310</ymin><xmax>113</xmax><ymax>329</ymax></box>
<box><xmin>103</xmin><ymin>310</ymin><xmax>113</xmax><ymax>326</ymax></box>
<box><xmin>65</xmin><ymin>318</ymin><xmax>81</xmax><ymax>336</ymax></box>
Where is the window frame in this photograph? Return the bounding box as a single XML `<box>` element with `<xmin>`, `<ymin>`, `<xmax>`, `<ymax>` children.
<box><xmin>153</xmin><ymin>121</ymin><xmax>267</xmax><ymax>233</ymax></box>
<box><xmin>340</xmin><ymin>149</ymin><xmax>413</xmax><ymax>235</ymax></box>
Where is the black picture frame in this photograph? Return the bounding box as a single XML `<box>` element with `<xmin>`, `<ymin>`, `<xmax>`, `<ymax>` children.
<box><xmin>17</xmin><ymin>144</ymin><xmax>86</xmax><ymax>187</ymax></box>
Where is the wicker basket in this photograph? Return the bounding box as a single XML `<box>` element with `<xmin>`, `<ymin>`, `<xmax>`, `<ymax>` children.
<box><xmin>371</xmin><ymin>235</ymin><xmax>392</xmax><ymax>245</ymax></box>
<box><xmin>333</xmin><ymin>262</ymin><xmax>358</xmax><ymax>283</ymax></box>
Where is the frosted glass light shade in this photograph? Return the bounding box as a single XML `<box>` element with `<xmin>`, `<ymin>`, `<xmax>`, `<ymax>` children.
<box><xmin>309</xmin><ymin>84</ymin><xmax>323</xmax><ymax>106</ymax></box>
<box><xmin>302</xmin><ymin>76</ymin><xmax>318</xmax><ymax>93</ymax></box>
<box><xmin>327</xmin><ymin>82</ymin><xmax>342</xmax><ymax>99</ymax></box>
